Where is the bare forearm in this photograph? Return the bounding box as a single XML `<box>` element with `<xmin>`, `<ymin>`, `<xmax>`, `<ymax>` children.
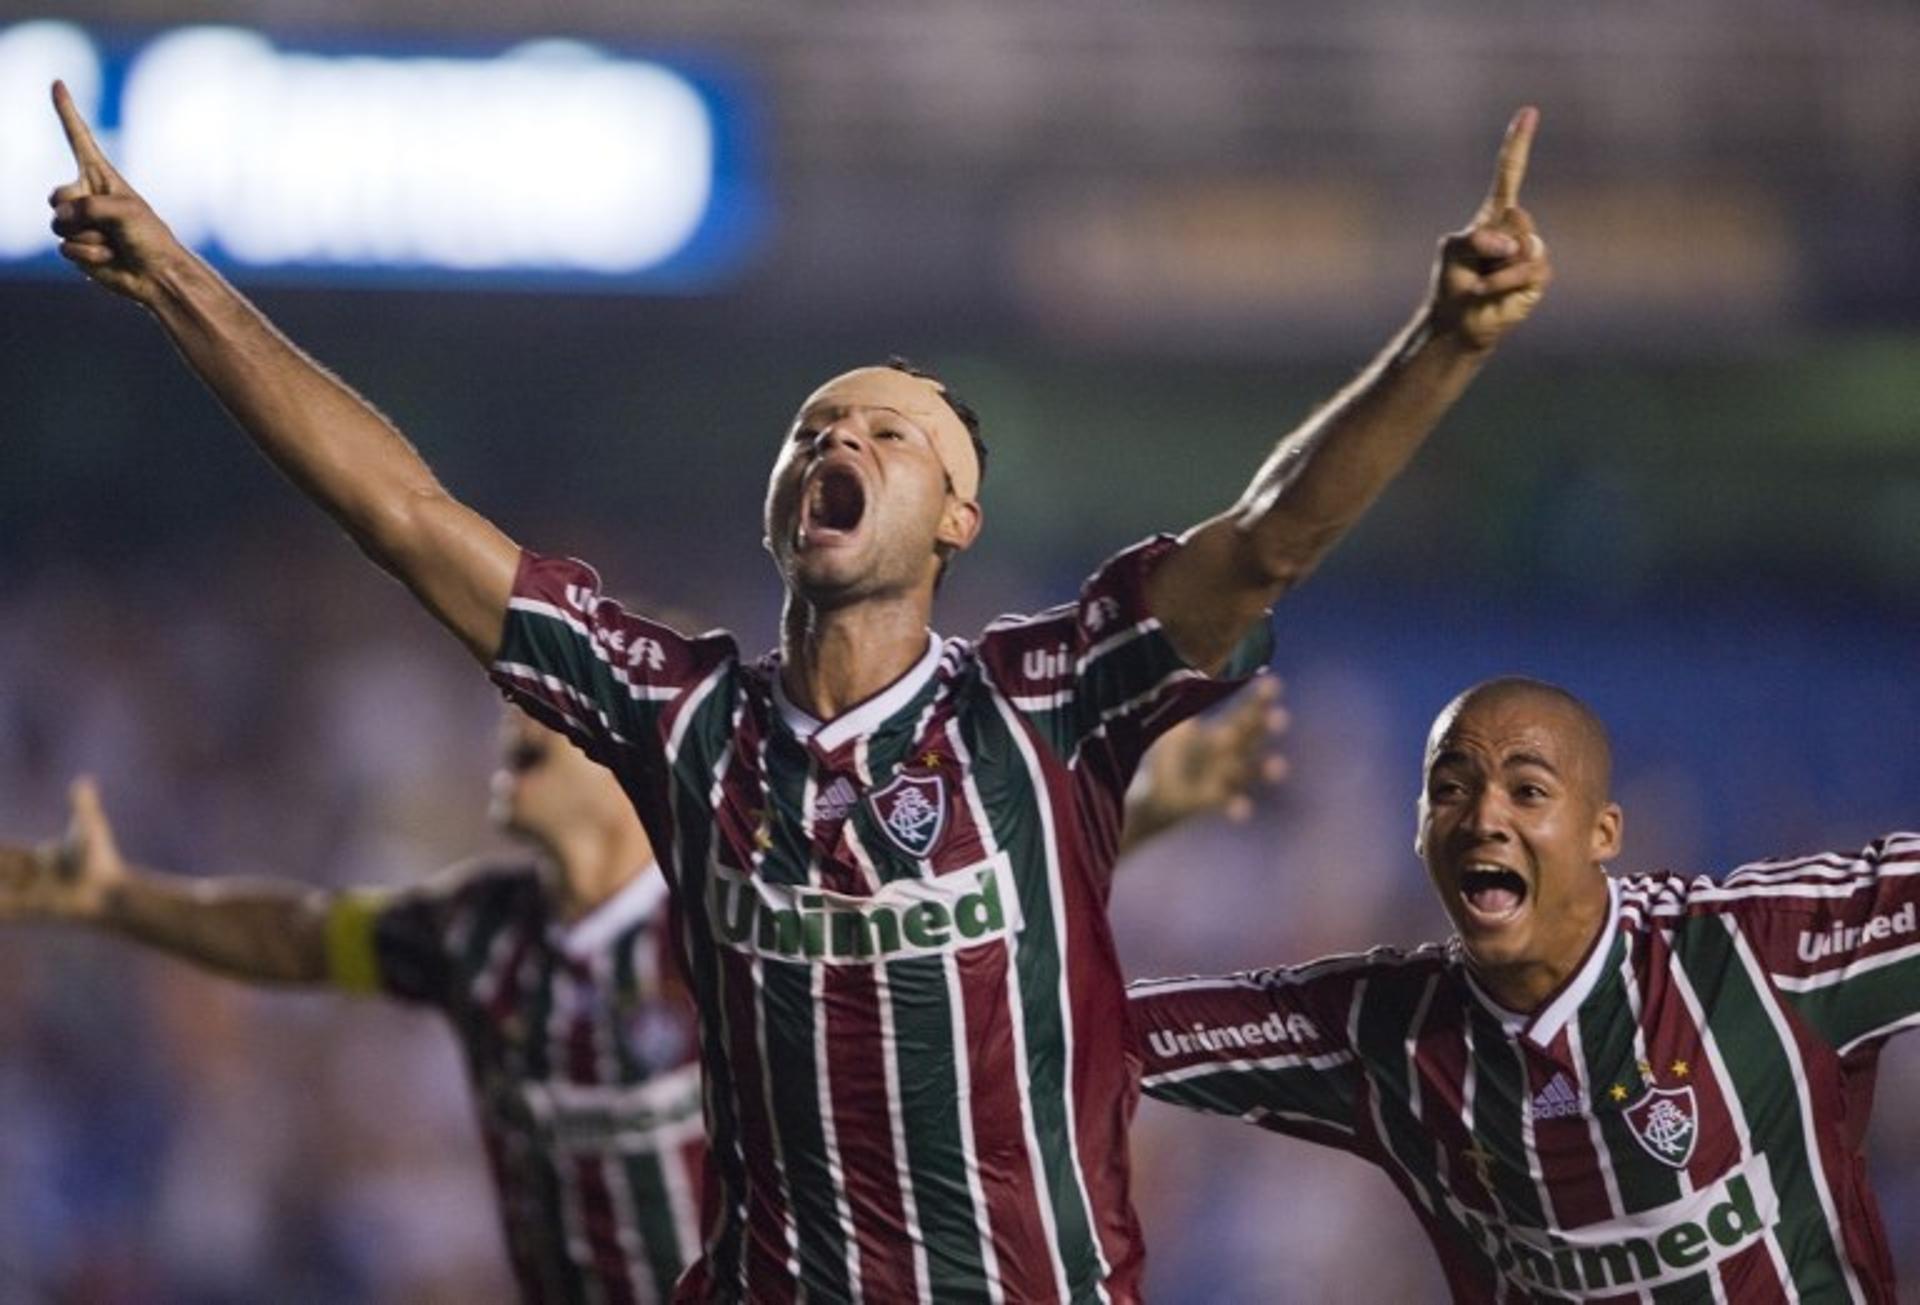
<box><xmin>1232</xmin><ymin>308</ymin><xmax>1487</xmax><ymax>587</ymax></box>
<box><xmin>143</xmin><ymin>254</ymin><xmax>517</xmax><ymax>659</ymax></box>
<box><xmin>1147</xmin><ymin>110</ymin><xmax>1548</xmax><ymax>673</ymax></box>
<box><xmin>1152</xmin><ymin>310</ymin><xmax>1490</xmax><ymax>671</ymax></box>
<box><xmin>102</xmin><ymin>867</ymin><xmax>331</xmax><ymax>985</ymax></box>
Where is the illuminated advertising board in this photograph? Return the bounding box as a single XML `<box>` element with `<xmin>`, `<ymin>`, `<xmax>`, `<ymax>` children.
<box><xmin>0</xmin><ymin>21</ymin><xmax>762</xmax><ymax>288</ymax></box>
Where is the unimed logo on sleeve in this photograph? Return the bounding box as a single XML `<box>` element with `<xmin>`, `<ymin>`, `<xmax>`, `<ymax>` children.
<box><xmin>707</xmin><ymin>853</ymin><xmax>1022</xmax><ymax>964</ymax></box>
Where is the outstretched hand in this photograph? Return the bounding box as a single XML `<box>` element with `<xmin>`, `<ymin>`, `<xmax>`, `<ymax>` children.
<box><xmin>1429</xmin><ymin>106</ymin><xmax>1552</xmax><ymax>350</ymax></box>
<box><xmin>46</xmin><ymin>80</ymin><xmax>185</xmax><ymax>303</ymax></box>
<box><xmin>0</xmin><ymin>778</ymin><xmax>126</xmax><ymax>923</ymax></box>
<box><xmin>1132</xmin><ymin>675</ymin><xmax>1290</xmax><ymax>835</ymax></box>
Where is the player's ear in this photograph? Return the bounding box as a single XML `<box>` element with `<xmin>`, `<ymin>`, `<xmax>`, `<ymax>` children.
<box><xmin>1591</xmin><ymin>801</ymin><xmax>1623</xmax><ymax>864</ymax></box>
<box><xmin>937</xmin><ymin>498</ymin><xmax>982</xmax><ymax>553</ymax></box>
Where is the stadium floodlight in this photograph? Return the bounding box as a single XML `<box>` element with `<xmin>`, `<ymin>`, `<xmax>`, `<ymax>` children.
<box><xmin>0</xmin><ymin>22</ymin><xmax>757</xmax><ymax>287</ymax></box>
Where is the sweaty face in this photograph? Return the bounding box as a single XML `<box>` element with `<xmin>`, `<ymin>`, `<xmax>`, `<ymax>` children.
<box><xmin>488</xmin><ymin>708</ymin><xmax>623</xmax><ymax>844</ymax></box>
<box><xmin>1416</xmin><ymin>690</ymin><xmax>1622</xmax><ymax>1004</ymax></box>
<box><xmin>764</xmin><ymin>368</ymin><xmax>980</xmax><ymax>605</ymax></box>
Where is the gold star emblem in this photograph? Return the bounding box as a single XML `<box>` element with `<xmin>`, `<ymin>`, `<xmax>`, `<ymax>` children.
<box><xmin>919</xmin><ymin>749</ymin><xmax>944</xmax><ymax>770</ymax></box>
<box><xmin>1670</xmin><ymin>1059</ymin><xmax>1690</xmax><ymax>1079</ymax></box>
<box><xmin>1460</xmin><ymin>1140</ymin><xmax>1496</xmax><ymax>1190</ymax></box>
<box><xmin>1636</xmin><ymin>1058</ymin><xmax>1654</xmax><ymax>1083</ymax></box>
<box><xmin>752</xmin><ymin>814</ymin><xmax>774</xmax><ymax>850</ymax></box>
<box><xmin>1609</xmin><ymin>1083</ymin><xmax>1629</xmax><ymax>1102</ymax></box>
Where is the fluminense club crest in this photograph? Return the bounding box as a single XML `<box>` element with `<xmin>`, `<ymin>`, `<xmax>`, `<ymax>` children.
<box><xmin>868</xmin><ymin>771</ymin><xmax>949</xmax><ymax>859</ymax></box>
<box><xmin>1624</xmin><ymin>1085</ymin><xmax>1699</xmax><ymax>1169</ymax></box>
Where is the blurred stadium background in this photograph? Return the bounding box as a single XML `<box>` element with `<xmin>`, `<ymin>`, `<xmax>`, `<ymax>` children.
<box><xmin>2</xmin><ymin>1</ymin><xmax>1917</xmax><ymax>1299</ymax></box>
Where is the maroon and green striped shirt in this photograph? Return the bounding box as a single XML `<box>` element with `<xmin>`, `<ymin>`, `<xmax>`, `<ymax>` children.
<box><xmin>1130</xmin><ymin>835</ymin><xmax>1920</xmax><ymax>1300</ymax></box>
<box><xmin>329</xmin><ymin>858</ymin><xmax>703</xmax><ymax>1304</ymax></box>
<box><xmin>490</xmin><ymin>536</ymin><xmax>1269</xmax><ymax>1303</ymax></box>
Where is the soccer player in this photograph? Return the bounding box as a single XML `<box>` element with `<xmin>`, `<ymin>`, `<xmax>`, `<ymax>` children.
<box><xmin>1130</xmin><ymin>677</ymin><xmax>1912</xmax><ymax>1300</ymax></box>
<box><xmin>43</xmin><ymin>80</ymin><xmax>1549</xmax><ymax>1300</ymax></box>
<box><xmin>2</xmin><ymin>708</ymin><xmax>704</xmax><ymax>1304</ymax></box>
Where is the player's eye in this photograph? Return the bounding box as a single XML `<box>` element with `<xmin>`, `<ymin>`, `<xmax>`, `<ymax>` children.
<box><xmin>507</xmin><ymin>742</ymin><xmax>546</xmax><ymax>772</ymax></box>
<box><xmin>876</xmin><ymin>428</ymin><xmax>904</xmax><ymax>442</ymax></box>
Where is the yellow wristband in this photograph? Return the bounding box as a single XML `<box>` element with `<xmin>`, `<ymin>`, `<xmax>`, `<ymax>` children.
<box><xmin>324</xmin><ymin>891</ymin><xmax>388</xmax><ymax>995</ymax></box>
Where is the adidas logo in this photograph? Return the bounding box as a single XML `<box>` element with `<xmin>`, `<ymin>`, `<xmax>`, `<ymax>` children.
<box><xmin>1530</xmin><ymin>1073</ymin><xmax>1583</xmax><ymax>1121</ymax></box>
<box><xmin>813</xmin><ymin>776</ymin><xmax>858</xmax><ymax>823</ymax></box>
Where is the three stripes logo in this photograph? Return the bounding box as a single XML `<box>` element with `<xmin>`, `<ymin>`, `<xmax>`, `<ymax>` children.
<box><xmin>1528</xmin><ymin>1072</ymin><xmax>1583</xmax><ymax>1121</ymax></box>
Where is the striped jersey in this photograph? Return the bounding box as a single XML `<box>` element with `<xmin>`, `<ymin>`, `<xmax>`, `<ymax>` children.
<box><xmin>1130</xmin><ymin>834</ymin><xmax>1920</xmax><ymax>1301</ymax></box>
<box><xmin>328</xmin><ymin>858</ymin><xmax>704</xmax><ymax>1304</ymax></box>
<box><xmin>490</xmin><ymin>536</ymin><xmax>1269</xmax><ymax>1303</ymax></box>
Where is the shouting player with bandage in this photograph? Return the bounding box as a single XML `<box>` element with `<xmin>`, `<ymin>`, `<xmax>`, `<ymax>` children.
<box><xmin>40</xmin><ymin>78</ymin><xmax>1548</xmax><ymax>1300</ymax></box>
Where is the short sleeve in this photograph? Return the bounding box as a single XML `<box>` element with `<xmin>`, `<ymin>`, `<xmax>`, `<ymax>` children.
<box><xmin>324</xmin><ymin>861</ymin><xmax>532</xmax><ymax>1007</ymax></box>
<box><xmin>1128</xmin><ymin>961</ymin><xmax>1363</xmax><ymax>1152</ymax></box>
<box><xmin>1721</xmin><ymin>833</ymin><xmax>1920</xmax><ymax>1058</ymax></box>
<box><xmin>979</xmin><ymin>535</ymin><xmax>1273</xmax><ymax>775</ymax></box>
<box><xmin>325</xmin><ymin>887</ymin><xmax>452</xmax><ymax>1005</ymax></box>
<box><xmin>488</xmin><ymin>550</ymin><xmax>740</xmax><ymax>778</ymax></box>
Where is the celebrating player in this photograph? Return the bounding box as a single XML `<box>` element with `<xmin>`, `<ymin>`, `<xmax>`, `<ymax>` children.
<box><xmin>43</xmin><ymin>78</ymin><xmax>1547</xmax><ymax>1300</ymax></box>
<box><xmin>1131</xmin><ymin>677</ymin><xmax>1910</xmax><ymax>1299</ymax></box>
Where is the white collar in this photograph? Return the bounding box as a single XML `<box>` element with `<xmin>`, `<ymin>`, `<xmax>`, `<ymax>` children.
<box><xmin>772</xmin><ymin>632</ymin><xmax>943</xmax><ymax>753</ymax></box>
<box><xmin>1464</xmin><ymin>876</ymin><xmax>1621</xmax><ymax>1049</ymax></box>
<box><xmin>556</xmin><ymin>861</ymin><xmax>667</xmax><ymax>959</ymax></box>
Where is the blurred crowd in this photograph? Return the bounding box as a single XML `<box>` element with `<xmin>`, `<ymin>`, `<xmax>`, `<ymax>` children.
<box><xmin>1</xmin><ymin>537</ymin><xmax>1916</xmax><ymax>1303</ymax></box>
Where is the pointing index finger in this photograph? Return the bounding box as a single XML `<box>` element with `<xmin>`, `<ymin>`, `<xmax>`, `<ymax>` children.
<box><xmin>50</xmin><ymin>79</ymin><xmax>119</xmax><ymax>194</ymax></box>
<box><xmin>1486</xmin><ymin>105</ymin><xmax>1539</xmax><ymax>212</ymax></box>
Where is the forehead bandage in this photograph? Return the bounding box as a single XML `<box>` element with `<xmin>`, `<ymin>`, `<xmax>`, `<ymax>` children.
<box><xmin>801</xmin><ymin>371</ymin><xmax>979</xmax><ymax>502</ymax></box>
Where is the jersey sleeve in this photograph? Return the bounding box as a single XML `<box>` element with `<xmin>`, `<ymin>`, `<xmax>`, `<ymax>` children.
<box><xmin>1718</xmin><ymin>832</ymin><xmax>1920</xmax><ymax>1058</ymax></box>
<box><xmin>488</xmin><ymin>549</ymin><xmax>740</xmax><ymax>780</ymax></box>
<box><xmin>325</xmin><ymin>886</ymin><xmax>452</xmax><ymax>1005</ymax></box>
<box><xmin>322</xmin><ymin>862</ymin><xmax>522</xmax><ymax>1007</ymax></box>
<box><xmin>978</xmin><ymin>535</ymin><xmax>1273</xmax><ymax>775</ymax></box>
<box><xmin>1127</xmin><ymin>962</ymin><xmax>1363</xmax><ymax>1152</ymax></box>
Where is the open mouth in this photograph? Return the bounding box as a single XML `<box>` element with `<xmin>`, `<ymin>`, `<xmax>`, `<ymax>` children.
<box><xmin>1458</xmin><ymin>864</ymin><xmax>1529</xmax><ymax>925</ymax></box>
<box><xmin>800</xmin><ymin>464</ymin><xmax>867</xmax><ymax>544</ymax></box>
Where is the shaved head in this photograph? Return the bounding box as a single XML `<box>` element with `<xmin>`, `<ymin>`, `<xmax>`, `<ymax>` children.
<box><xmin>1428</xmin><ymin>677</ymin><xmax>1612</xmax><ymax>804</ymax></box>
<box><xmin>1418</xmin><ymin>677</ymin><xmax>1623</xmax><ymax>1012</ymax></box>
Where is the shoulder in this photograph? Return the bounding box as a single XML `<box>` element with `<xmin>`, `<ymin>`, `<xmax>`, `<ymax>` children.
<box><xmin>401</xmin><ymin>854</ymin><xmax>546</xmax><ymax>912</ymax></box>
<box><xmin>1614</xmin><ymin>869</ymin><xmax>1723</xmax><ymax>925</ymax></box>
<box><xmin>974</xmin><ymin>537</ymin><xmax>1180</xmax><ymax>683</ymax></box>
<box><xmin>1133</xmin><ymin>942</ymin><xmax>1453</xmax><ymax>1000</ymax></box>
<box><xmin>1617</xmin><ymin>835</ymin><xmax>1920</xmax><ymax>927</ymax></box>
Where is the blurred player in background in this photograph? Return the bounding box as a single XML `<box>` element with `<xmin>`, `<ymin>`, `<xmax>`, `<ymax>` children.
<box><xmin>6</xmin><ymin>707</ymin><xmax>700</xmax><ymax>1304</ymax></box>
<box><xmin>0</xmin><ymin>686</ymin><xmax>1284</xmax><ymax>1303</ymax></box>
<box><xmin>1131</xmin><ymin>677</ymin><xmax>1910</xmax><ymax>1299</ymax></box>
<box><xmin>43</xmin><ymin>78</ymin><xmax>1544</xmax><ymax>1299</ymax></box>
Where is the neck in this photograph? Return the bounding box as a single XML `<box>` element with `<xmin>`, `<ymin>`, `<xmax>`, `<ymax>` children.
<box><xmin>779</xmin><ymin>592</ymin><xmax>933</xmax><ymax>721</ymax></box>
<box><xmin>1473</xmin><ymin>957</ymin><xmax>1575</xmax><ymax>1015</ymax></box>
<box><xmin>535</xmin><ymin>816</ymin><xmax>655</xmax><ymax>923</ymax></box>
<box><xmin>1472</xmin><ymin>877</ymin><xmax>1611</xmax><ymax>1015</ymax></box>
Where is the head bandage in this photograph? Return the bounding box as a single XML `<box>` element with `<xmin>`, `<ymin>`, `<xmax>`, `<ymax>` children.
<box><xmin>799</xmin><ymin>368</ymin><xmax>980</xmax><ymax>503</ymax></box>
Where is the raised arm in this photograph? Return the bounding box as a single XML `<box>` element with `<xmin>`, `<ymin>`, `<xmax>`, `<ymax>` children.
<box><xmin>0</xmin><ymin>779</ymin><xmax>330</xmax><ymax>985</ymax></box>
<box><xmin>1148</xmin><ymin>108</ymin><xmax>1551</xmax><ymax>672</ymax></box>
<box><xmin>45</xmin><ymin>81</ymin><xmax>516</xmax><ymax>662</ymax></box>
